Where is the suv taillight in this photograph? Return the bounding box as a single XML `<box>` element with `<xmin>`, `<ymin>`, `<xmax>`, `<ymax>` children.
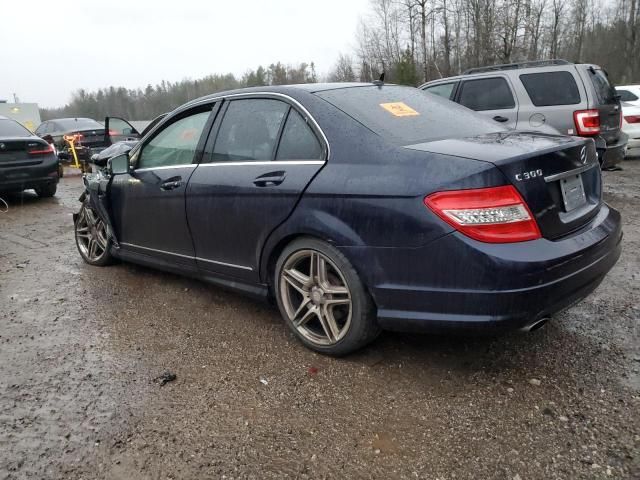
<box><xmin>573</xmin><ymin>109</ymin><xmax>600</xmax><ymax>136</ymax></box>
<box><xmin>624</xmin><ymin>115</ymin><xmax>640</xmax><ymax>124</ymax></box>
<box><xmin>424</xmin><ymin>185</ymin><xmax>541</xmax><ymax>243</ymax></box>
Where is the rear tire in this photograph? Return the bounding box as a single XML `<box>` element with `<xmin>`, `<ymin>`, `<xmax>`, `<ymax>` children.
<box><xmin>274</xmin><ymin>237</ymin><xmax>380</xmax><ymax>356</ymax></box>
<box><xmin>35</xmin><ymin>183</ymin><xmax>57</xmax><ymax>198</ymax></box>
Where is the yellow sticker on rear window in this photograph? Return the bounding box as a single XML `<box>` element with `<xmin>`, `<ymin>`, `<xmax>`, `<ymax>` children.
<box><xmin>379</xmin><ymin>102</ymin><xmax>420</xmax><ymax>117</ymax></box>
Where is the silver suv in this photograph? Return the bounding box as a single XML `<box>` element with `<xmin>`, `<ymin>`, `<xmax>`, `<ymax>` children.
<box><xmin>420</xmin><ymin>60</ymin><xmax>628</xmax><ymax>169</ymax></box>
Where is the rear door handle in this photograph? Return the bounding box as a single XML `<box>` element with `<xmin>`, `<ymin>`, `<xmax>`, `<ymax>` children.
<box><xmin>160</xmin><ymin>177</ymin><xmax>183</xmax><ymax>190</ymax></box>
<box><xmin>253</xmin><ymin>170</ymin><xmax>286</xmax><ymax>187</ymax></box>
<box><xmin>493</xmin><ymin>115</ymin><xmax>509</xmax><ymax>123</ymax></box>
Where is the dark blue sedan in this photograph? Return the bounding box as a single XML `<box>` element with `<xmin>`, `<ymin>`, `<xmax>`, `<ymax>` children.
<box><xmin>74</xmin><ymin>83</ymin><xmax>622</xmax><ymax>355</ymax></box>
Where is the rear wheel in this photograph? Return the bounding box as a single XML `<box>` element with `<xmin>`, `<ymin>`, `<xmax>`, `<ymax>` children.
<box><xmin>75</xmin><ymin>202</ymin><xmax>113</xmax><ymax>266</ymax></box>
<box><xmin>275</xmin><ymin>238</ymin><xmax>380</xmax><ymax>355</ymax></box>
<box><xmin>35</xmin><ymin>183</ymin><xmax>57</xmax><ymax>198</ymax></box>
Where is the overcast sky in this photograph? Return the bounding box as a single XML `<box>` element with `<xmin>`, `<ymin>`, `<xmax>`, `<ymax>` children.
<box><xmin>0</xmin><ymin>0</ymin><xmax>369</xmax><ymax>108</ymax></box>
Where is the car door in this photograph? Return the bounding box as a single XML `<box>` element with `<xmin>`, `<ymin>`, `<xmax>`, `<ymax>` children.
<box><xmin>455</xmin><ymin>76</ymin><xmax>518</xmax><ymax>128</ymax></box>
<box><xmin>186</xmin><ymin>96</ymin><xmax>326</xmax><ymax>282</ymax></box>
<box><xmin>104</xmin><ymin>117</ymin><xmax>140</xmax><ymax>146</ymax></box>
<box><xmin>109</xmin><ymin>103</ymin><xmax>217</xmax><ymax>269</ymax></box>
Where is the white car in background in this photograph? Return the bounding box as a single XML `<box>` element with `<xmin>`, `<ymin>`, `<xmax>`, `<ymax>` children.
<box><xmin>616</xmin><ymin>85</ymin><xmax>640</xmax><ymax>107</ymax></box>
<box><xmin>622</xmin><ymin>102</ymin><xmax>640</xmax><ymax>158</ymax></box>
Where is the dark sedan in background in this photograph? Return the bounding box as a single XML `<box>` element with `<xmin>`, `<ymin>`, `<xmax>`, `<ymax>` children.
<box><xmin>0</xmin><ymin>115</ymin><xmax>59</xmax><ymax>197</ymax></box>
<box><xmin>35</xmin><ymin>117</ymin><xmax>141</xmax><ymax>170</ymax></box>
<box><xmin>74</xmin><ymin>83</ymin><xmax>622</xmax><ymax>355</ymax></box>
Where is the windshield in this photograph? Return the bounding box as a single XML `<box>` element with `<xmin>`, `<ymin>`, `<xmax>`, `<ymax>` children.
<box><xmin>55</xmin><ymin>118</ymin><xmax>104</xmax><ymax>131</ymax></box>
<box><xmin>0</xmin><ymin>119</ymin><xmax>33</xmax><ymax>137</ymax></box>
<box><xmin>316</xmin><ymin>85</ymin><xmax>505</xmax><ymax>145</ymax></box>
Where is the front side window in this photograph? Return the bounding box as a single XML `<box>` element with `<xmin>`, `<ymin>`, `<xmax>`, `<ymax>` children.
<box><xmin>137</xmin><ymin>110</ymin><xmax>210</xmax><ymax>169</ymax></box>
<box><xmin>458</xmin><ymin>77</ymin><xmax>516</xmax><ymax>111</ymax></box>
<box><xmin>423</xmin><ymin>82</ymin><xmax>458</xmax><ymax>100</ymax></box>
<box><xmin>276</xmin><ymin>109</ymin><xmax>323</xmax><ymax>160</ymax></box>
<box><xmin>212</xmin><ymin>99</ymin><xmax>288</xmax><ymax>162</ymax></box>
<box><xmin>520</xmin><ymin>72</ymin><xmax>581</xmax><ymax>106</ymax></box>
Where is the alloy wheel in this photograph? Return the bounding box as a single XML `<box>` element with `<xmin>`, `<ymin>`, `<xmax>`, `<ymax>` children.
<box><xmin>279</xmin><ymin>249</ymin><xmax>352</xmax><ymax>346</ymax></box>
<box><xmin>76</xmin><ymin>205</ymin><xmax>108</xmax><ymax>262</ymax></box>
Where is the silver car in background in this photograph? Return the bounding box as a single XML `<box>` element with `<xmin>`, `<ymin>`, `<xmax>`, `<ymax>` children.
<box><xmin>420</xmin><ymin>60</ymin><xmax>628</xmax><ymax>169</ymax></box>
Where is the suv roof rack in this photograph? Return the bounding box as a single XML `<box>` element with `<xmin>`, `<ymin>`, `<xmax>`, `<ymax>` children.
<box><xmin>463</xmin><ymin>59</ymin><xmax>572</xmax><ymax>75</ymax></box>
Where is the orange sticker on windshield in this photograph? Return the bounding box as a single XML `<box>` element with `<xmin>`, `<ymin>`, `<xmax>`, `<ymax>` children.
<box><xmin>379</xmin><ymin>102</ymin><xmax>419</xmax><ymax>117</ymax></box>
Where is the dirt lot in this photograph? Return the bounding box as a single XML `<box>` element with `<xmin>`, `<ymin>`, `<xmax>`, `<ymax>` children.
<box><xmin>1</xmin><ymin>162</ymin><xmax>639</xmax><ymax>479</ymax></box>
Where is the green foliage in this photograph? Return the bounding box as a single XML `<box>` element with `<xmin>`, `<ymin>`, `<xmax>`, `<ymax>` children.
<box><xmin>394</xmin><ymin>48</ymin><xmax>419</xmax><ymax>86</ymax></box>
<box><xmin>41</xmin><ymin>62</ymin><xmax>317</xmax><ymax>121</ymax></box>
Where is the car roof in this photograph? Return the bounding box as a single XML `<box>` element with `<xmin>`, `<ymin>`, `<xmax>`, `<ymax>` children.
<box><xmin>419</xmin><ymin>62</ymin><xmax>602</xmax><ymax>88</ymax></box>
<box><xmin>182</xmin><ymin>82</ymin><xmax>394</xmax><ymax>107</ymax></box>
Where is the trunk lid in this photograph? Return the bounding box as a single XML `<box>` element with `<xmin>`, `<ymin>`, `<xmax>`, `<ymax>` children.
<box><xmin>0</xmin><ymin>137</ymin><xmax>49</xmax><ymax>167</ymax></box>
<box><xmin>72</xmin><ymin>128</ymin><xmax>107</xmax><ymax>148</ymax></box>
<box><xmin>405</xmin><ymin>132</ymin><xmax>601</xmax><ymax>240</ymax></box>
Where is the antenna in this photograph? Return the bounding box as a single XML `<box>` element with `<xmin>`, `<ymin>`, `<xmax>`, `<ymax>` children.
<box><xmin>372</xmin><ymin>71</ymin><xmax>385</xmax><ymax>87</ymax></box>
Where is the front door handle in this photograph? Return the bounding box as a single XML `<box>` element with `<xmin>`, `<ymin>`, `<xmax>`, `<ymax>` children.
<box><xmin>493</xmin><ymin>115</ymin><xmax>509</xmax><ymax>123</ymax></box>
<box><xmin>253</xmin><ymin>170</ymin><xmax>286</xmax><ymax>187</ymax></box>
<box><xmin>160</xmin><ymin>176</ymin><xmax>183</xmax><ymax>191</ymax></box>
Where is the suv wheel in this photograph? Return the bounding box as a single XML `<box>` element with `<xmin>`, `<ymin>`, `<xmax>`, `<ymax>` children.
<box><xmin>274</xmin><ymin>238</ymin><xmax>380</xmax><ymax>355</ymax></box>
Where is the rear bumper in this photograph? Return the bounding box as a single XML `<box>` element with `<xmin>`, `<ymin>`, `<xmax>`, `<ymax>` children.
<box><xmin>341</xmin><ymin>204</ymin><xmax>622</xmax><ymax>333</ymax></box>
<box><xmin>0</xmin><ymin>155</ymin><xmax>59</xmax><ymax>191</ymax></box>
<box><xmin>599</xmin><ymin>133</ymin><xmax>628</xmax><ymax>168</ymax></box>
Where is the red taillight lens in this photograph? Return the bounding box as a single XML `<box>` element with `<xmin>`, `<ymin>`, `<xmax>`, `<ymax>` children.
<box><xmin>624</xmin><ymin>115</ymin><xmax>640</xmax><ymax>124</ymax></box>
<box><xmin>573</xmin><ymin>109</ymin><xmax>600</xmax><ymax>136</ymax></box>
<box><xmin>424</xmin><ymin>185</ymin><xmax>541</xmax><ymax>243</ymax></box>
<box><xmin>28</xmin><ymin>144</ymin><xmax>54</xmax><ymax>155</ymax></box>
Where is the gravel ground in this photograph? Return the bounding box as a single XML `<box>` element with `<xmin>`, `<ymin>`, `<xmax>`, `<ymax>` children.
<box><xmin>0</xmin><ymin>163</ymin><xmax>639</xmax><ymax>479</ymax></box>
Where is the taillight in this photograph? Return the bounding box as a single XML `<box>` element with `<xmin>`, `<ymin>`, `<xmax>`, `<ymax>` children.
<box><xmin>28</xmin><ymin>144</ymin><xmax>54</xmax><ymax>155</ymax></box>
<box><xmin>573</xmin><ymin>109</ymin><xmax>600</xmax><ymax>136</ymax></box>
<box><xmin>624</xmin><ymin>115</ymin><xmax>640</xmax><ymax>124</ymax></box>
<box><xmin>424</xmin><ymin>185</ymin><xmax>541</xmax><ymax>243</ymax></box>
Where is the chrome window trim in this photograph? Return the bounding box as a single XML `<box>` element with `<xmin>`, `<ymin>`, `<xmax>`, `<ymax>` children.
<box><xmin>196</xmin><ymin>160</ymin><xmax>325</xmax><ymax>168</ymax></box>
<box><xmin>120</xmin><ymin>242</ymin><xmax>253</xmax><ymax>271</ymax></box>
<box><xmin>135</xmin><ymin>164</ymin><xmax>197</xmax><ymax>173</ymax></box>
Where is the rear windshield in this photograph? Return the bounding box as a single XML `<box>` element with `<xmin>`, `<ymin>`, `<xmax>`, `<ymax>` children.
<box><xmin>0</xmin><ymin>119</ymin><xmax>33</xmax><ymax>137</ymax></box>
<box><xmin>55</xmin><ymin>118</ymin><xmax>104</xmax><ymax>131</ymax></box>
<box><xmin>520</xmin><ymin>72</ymin><xmax>581</xmax><ymax>106</ymax></box>
<box><xmin>316</xmin><ymin>85</ymin><xmax>505</xmax><ymax>145</ymax></box>
<box><xmin>588</xmin><ymin>69</ymin><xmax>617</xmax><ymax>105</ymax></box>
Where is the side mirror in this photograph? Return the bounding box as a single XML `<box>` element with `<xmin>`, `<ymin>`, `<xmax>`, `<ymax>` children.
<box><xmin>108</xmin><ymin>153</ymin><xmax>131</xmax><ymax>175</ymax></box>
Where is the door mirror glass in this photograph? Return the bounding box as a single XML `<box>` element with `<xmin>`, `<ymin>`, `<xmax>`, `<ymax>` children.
<box><xmin>109</xmin><ymin>153</ymin><xmax>130</xmax><ymax>175</ymax></box>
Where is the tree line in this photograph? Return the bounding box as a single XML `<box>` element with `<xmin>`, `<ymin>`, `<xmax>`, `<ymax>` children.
<box><xmin>42</xmin><ymin>0</ymin><xmax>638</xmax><ymax>121</ymax></box>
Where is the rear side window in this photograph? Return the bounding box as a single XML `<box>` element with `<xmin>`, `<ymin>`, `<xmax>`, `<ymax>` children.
<box><xmin>0</xmin><ymin>119</ymin><xmax>32</xmax><ymax>137</ymax></box>
<box><xmin>617</xmin><ymin>89</ymin><xmax>639</xmax><ymax>102</ymax></box>
<box><xmin>458</xmin><ymin>77</ymin><xmax>515</xmax><ymax>111</ymax></box>
<box><xmin>588</xmin><ymin>69</ymin><xmax>616</xmax><ymax>104</ymax></box>
<box><xmin>316</xmin><ymin>85</ymin><xmax>505</xmax><ymax>145</ymax></box>
<box><xmin>276</xmin><ymin>109</ymin><xmax>323</xmax><ymax>160</ymax></box>
<box><xmin>212</xmin><ymin>99</ymin><xmax>288</xmax><ymax>162</ymax></box>
<box><xmin>423</xmin><ymin>82</ymin><xmax>457</xmax><ymax>100</ymax></box>
<box><xmin>520</xmin><ymin>72</ymin><xmax>581</xmax><ymax>106</ymax></box>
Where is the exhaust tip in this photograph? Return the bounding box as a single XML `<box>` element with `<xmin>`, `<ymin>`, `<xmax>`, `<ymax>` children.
<box><xmin>521</xmin><ymin>317</ymin><xmax>550</xmax><ymax>332</ymax></box>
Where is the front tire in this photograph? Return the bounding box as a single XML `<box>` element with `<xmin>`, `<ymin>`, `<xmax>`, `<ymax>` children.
<box><xmin>74</xmin><ymin>202</ymin><xmax>113</xmax><ymax>266</ymax></box>
<box><xmin>274</xmin><ymin>238</ymin><xmax>380</xmax><ymax>355</ymax></box>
